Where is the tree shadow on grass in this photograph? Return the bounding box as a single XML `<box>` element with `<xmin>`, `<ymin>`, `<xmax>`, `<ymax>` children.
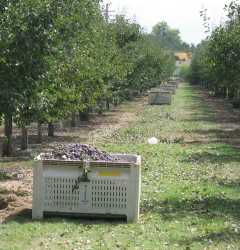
<box><xmin>178</xmin><ymin>228</ymin><xmax>240</xmax><ymax>247</ymax></box>
<box><xmin>182</xmin><ymin>115</ymin><xmax>217</xmax><ymax>123</ymax></box>
<box><xmin>4</xmin><ymin>208</ymin><xmax>127</xmax><ymax>226</ymax></box>
<box><xmin>192</xmin><ymin>128</ymin><xmax>240</xmax><ymax>139</ymax></box>
<box><xmin>212</xmin><ymin>177</ymin><xmax>240</xmax><ymax>189</ymax></box>
<box><xmin>141</xmin><ymin>196</ymin><xmax>240</xmax><ymax>246</ymax></box>
<box><xmin>183</xmin><ymin>87</ymin><xmax>240</xmax><ymax>147</ymax></box>
<box><xmin>31</xmin><ymin>135</ymin><xmax>78</xmax><ymax>144</ymax></box>
<box><xmin>181</xmin><ymin>144</ymin><xmax>240</xmax><ymax>164</ymax></box>
<box><xmin>0</xmin><ymin>133</ymin><xmax>91</xmax><ymax>156</ymax></box>
<box><xmin>183</xmin><ymin>110</ymin><xmax>240</xmax><ymax>124</ymax></box>
<box><xmin>141</xmin><ymin>196</ymin><xmax>240</xmax><ymax>221</ymax></box>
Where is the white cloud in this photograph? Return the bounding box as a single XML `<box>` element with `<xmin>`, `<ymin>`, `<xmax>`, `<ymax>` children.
<box><xmin>103</xmin><ymin>0</ymin><xmax>232</xmax><ymax>44</ymax></box>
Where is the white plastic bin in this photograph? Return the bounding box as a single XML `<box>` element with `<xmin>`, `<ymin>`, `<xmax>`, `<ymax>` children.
<box><xmin>160</xmin><ymin>86</ymin><xmax>176</xmax><ymax>94</ymax></box>
<box><xmin>32</xmin><ymin>154</ymin><xmax>141</xmax><ymax>223</ymax></box>
<box><xmin>168</xmin><ymin>81</ymin><xmax>179</xmax><ymax>88</ymax></box>
<box><xmin>148</xmin><ymin>90</ymin><xmax>172</xmax><ymax>105</ymax></box>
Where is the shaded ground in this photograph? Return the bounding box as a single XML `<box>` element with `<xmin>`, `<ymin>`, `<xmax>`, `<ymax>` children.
<box><xmin>0</xmin><ymin>97</ymin><xmax>146</xmax><ymax>153</ymax></box>
<box><xmin>0</xmin><ymin>97</ymin><xmax>146</xmax><ymax>223</ymax></box>
<box><xmin>0</xmin><ymin>162</ymin><xmax>32</xmax><ymax>223</ymax></box>
<box><xmin>191</xmin><ymin>88</ymin><xmax>240</xmax><ymax>147</ymax></box>
<box><xmin>1</xmin><ymin>84</ymin><xmax>240</xmax><ymax>249</ymax></box>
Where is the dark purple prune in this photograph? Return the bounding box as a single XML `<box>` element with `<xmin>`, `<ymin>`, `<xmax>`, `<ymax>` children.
<box><xmin>39</xmin><ymin>143</ymin><xmax>116</xmax><ymax>162</ymax></box>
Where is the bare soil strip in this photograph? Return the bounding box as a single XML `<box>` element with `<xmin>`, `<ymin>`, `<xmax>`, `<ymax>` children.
<box><xmin>199</xmin><ymin>87</ymin><xmax>240</xmax><ymax>147</ymax></box>
<box><xmin>0</xmin><ymin>97</ymin><xmax>146</xmax><ymax>223</ymax></box>
<box><xmin>2</xmin><ymin>86</ymin><xmax>240</xmax><ymax>224</ymax></box>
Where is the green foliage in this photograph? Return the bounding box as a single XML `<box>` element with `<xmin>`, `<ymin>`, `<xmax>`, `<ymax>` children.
<box><xmin>189</xmin><ymin>0</ymin><xmax>240</xmax><ymax>97</ymax></box>
<box><xmin>0</xmin><ymin>0</ymin><xmax>56</xmax><ymax>117</ymax></box>
<box><xmin>1</xmin><ymin>85</ymin><xmax>240</xmax><ymax>249</ymax></box>
<box><xmin>99</xmin><ymin>15</ymin><xmax>176</xmax><ymax>104</ymax></box>
<box><xmin>0</xmin><ymin>0</ymin><xmax>176</xmax><ymax>154</ymax></box>
<box><xmin>152</xmin><ymin>21</ymin><xmax>191</xmax><ymax>52</ymax></box>
<box><xmin>179</xmin><ymin>64</ymin><xmax>190</xmax><ymax>81</ymax></box>
<box><xmin>189</xmin><ymin>41</ymin><xmax>212</xmax><ymax>85</ymax></box>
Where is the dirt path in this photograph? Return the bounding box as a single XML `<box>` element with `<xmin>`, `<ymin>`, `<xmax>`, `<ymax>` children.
<box><xmin>2</xmin><ymin>85</ymin><xmax>240</xmax><ymax>224</ymax></box>
<box><xmin>197</xmin><ymin>87</ymin><xmax>240</xmax><ymax>147</ymax></box>
<box><xmin>2</xmin><ymin>84</ymin><xmax>240</xmax><ymax>249</ymax></box>
<box><xmin>0</xmin><ymin>97</ymin><xmax>146</xmax><ymax>223</ymax></box>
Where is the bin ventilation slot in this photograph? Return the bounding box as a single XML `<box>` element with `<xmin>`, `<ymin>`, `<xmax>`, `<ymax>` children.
<box><xmin>32</xmin><ymin>154</ymin><xmax>141</xmax><ymax>222</ymax></box>
<box><xmin>91</xmin><ymin>179</ymin><xmax>127</xmax><ymax>209</ymax></box>
<box><xmin>44</xmin><ymin>177</ymin><xmax>86</xmax><ymax>209</ymax></box>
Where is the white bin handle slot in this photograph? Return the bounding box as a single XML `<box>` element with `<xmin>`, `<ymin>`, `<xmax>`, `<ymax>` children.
<box><xmin>72</xmin><ymin>160</ymin><xmax>91</xmax><ymax>192</ymax></box>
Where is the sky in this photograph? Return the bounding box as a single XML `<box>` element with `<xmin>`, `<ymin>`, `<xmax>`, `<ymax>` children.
<box><xmin>103</xmin><ymin>0</ymin><xmax>232</xmax><ymax>45</ymax></box>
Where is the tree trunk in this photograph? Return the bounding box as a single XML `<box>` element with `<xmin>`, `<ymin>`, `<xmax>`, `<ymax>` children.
<box><xmin>229</xmin><ymin>88</ymin><xmax>234</xmax><ymax>99</ymax></box>
<box><xmin>71</xmin><ymin>113</ymin><xmax>76</xmax><ymax>127</ymax></box>
<box><xmin>20</xmin><ymin>126</ymin><xmax>28</xmax><ymax>150</ymax></box>
<box><xmin>59</xmin><ymin>120</ymin><xmax>64</xmax><ymax>130</ymax></box>
<box><xmin>113</xmin><ymin>99</ymin><xmax>118</xmax><ymax>107</ymax></box>
<box><xmin>96</xmin><ymin>100</ymin><xmax>105</xmax><ymax>115</ymax></box>
<box><xmin>97</xmin><ymin>104</ymin><xmax>104</xmax><ymax>115</ymax></box>
<box><xmin>106</xmin><ymin>99</ymin><xmax>110</xmax><ymax>111</ymax></box>
<box><xmin>79</xmin><ymin>110</ymin><xmax>89</xmax><ymax>122</ymax></box>
<box><xmin>37</xmin><ymin>122</ymin><xmax>42</xmax><ymax>143</ymax></box>
<box><xmin>226</xmin><ymin>88</ymin><xmax>229</xmax><ymax>99</ymax></box>
<box><xmin>2</xmin><ymin>113</ymin><xmax>13</xmax><ymax>157</ymax></box>
<box><xmin>48</xmin><ymin>123</ymin><xmax>54</xmax><ymax>137</ymax></box>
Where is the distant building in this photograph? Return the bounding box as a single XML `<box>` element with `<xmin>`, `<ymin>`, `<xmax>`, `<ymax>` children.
<box><xmin>174</xmin><ymin>52</ymin><xmax>192</xmax><ymax>76</ymax></box>
<box><xmin>175</xmin><ymin>52</ymin><xmax>192</xmax><ymax>66</ymax></box>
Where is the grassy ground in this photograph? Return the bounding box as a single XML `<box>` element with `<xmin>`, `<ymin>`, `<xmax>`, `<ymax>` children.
<box><xmin>1</xmin><ymin>83</ymin><xmax>240</xmax><ymax>250</ymax></box>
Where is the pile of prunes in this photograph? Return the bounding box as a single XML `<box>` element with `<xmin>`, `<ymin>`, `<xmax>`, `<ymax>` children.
<box><xmin>38</xmin><ymin>143</ymin><xmax>116</xmax><ymax>162</ymax></box>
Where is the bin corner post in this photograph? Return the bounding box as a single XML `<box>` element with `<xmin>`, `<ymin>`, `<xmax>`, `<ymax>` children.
<box><xmin>32</xmin><ymin>161</ymin><xmax>44</xmax><ymax>219</ymax></box>
<box><xmin>127</xmin><ymin>157</ymin><xmax>141</xmax><ymax>223</ymax></box>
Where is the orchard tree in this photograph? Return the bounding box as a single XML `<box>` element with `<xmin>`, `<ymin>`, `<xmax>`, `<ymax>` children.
<box><xmin>189</xmin><ymin>0</ymin><xmax>240</xmax><ymax>99</ymax></box>
<box><xmin>0</xmin><ymin>0</ymin><xmax>178</xmax><ymax>156</ymax></box>
<box><xmin>0</xmin><ymin>0</ymin><xmax>104</xmax><ymax>155</ymax></box>
<box><xmin>108</xmin><ymin>16</ymin><xmax>175</xmax><ymax>103</ymax></box>
<box><xmin>152</xmin><ymin>21</ymin><xmax>190</xmax><ymax>51</ymax></box>
<box><xmin>0</xmin><ymin>0</ymin><xmax>58</xmax><ymax>155</ymax></box>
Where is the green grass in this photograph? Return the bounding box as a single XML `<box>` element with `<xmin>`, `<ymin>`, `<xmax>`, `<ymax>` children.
<box><xmin>1</xmin><ymin>84</ymin><xmax>240</xmax><ymax>249</ymax></box>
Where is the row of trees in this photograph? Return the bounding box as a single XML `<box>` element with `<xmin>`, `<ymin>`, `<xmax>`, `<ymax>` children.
<box><xmin>189</xmin><ymin>0</ymin><xmax>240</xmax><ymax>99</ymax></box>
<box><xmin>152</xmin><ymin>21</ymin><xmax>195</xmax><ymax>52</ymax></box>
<box><xmin>0</xmin><ymin>0</ymin><xmax>176</xmax><ymax>156</ymax></box>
